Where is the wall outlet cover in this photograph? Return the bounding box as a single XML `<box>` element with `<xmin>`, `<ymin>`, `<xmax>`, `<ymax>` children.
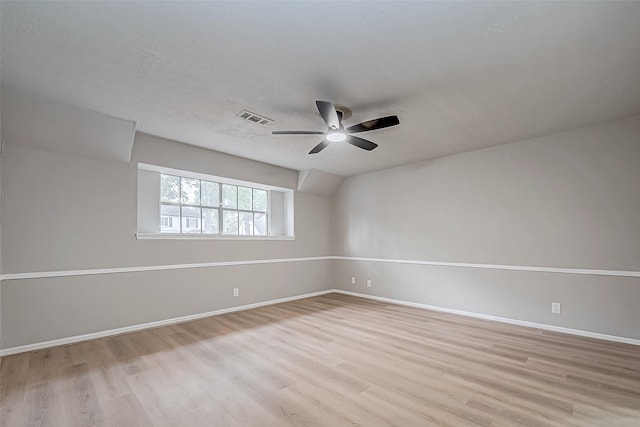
<box><xmin>551</xmin><ymin>302</ymin><xmax>561</xmax><ymax>314</ymax></box>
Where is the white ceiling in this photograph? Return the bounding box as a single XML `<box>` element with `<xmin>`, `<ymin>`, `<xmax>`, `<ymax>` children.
<box><xmin>2</xmin><ymin>1</ymin><xmax>640</xmax><ymax>177</ymax></box>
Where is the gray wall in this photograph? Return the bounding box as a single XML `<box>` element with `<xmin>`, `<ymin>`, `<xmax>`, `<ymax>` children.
<box><xmin>0</xmin><ymin>133</ymin><xmax>333</xmax><ymax>348</ymax></box>
<box><xmin>2</xmin><ymin>109</ymin><xmax>639</xmax><ymax>349</ymax></box>
<box><xmin>2</xmin><ymin>135</ymin><xmax>332</xmax><ymax>273</ymax></box>
<box><xmin>3</xmin><ymin>261</ymin><xmax>332</xmax><ymax>347</ymax></box>
<box><xmin>0</xmin><ymin>83</ymin><xmax>3</xmax><ymax>344</ymax></box>
<box><xmin>333</xmin><ymin>116</ymin><xmax>640</xmax><ymax>340</ymax></box>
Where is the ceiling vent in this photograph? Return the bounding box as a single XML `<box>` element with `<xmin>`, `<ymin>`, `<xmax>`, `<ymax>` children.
<box><xmin>237</xmin><ymin>110</ymin><xmax>273</xmax><ymax>125</ymax></box>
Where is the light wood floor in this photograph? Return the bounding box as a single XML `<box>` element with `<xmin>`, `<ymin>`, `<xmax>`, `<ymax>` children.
<box><xmin>1</xmin><ymin>293</ymin><xmax>639</xmax><ymax>426</ymax></box>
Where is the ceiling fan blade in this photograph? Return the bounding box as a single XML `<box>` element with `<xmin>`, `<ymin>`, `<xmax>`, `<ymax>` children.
<box><xmin>346</xmin><ymin>115</ymin><xmax>400</xmax><ymax>133</ymax></box>
<box><xmin>309</xmin><ymin>140</ymin><xmax>330</xmax><ymax>154</ymax></box>
<box><xmin>272</xmin><ymin>130</ymin><xmax>326</xmax><ymax>135</ymax></box>
<box><xmin>316</xmin><ymin>100</ymin><xmax>340</xmax><ymax>130</ymax></box>
<box><xmin>346</xmin><ymin>135</ymin><xmax>378</xmax><ymax>151</ymax></box>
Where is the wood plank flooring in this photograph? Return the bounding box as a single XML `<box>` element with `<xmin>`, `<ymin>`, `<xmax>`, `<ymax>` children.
<box><xmin>1</xmin><ymin>293</ymin><xmax>639</xmax><ymax>426</ymax></box>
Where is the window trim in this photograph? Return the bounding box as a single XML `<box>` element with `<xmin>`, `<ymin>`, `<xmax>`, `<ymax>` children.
<box><xmin>136</xmin><ymin>233</ymin><xmax>295</xmax><ymax>241</ymax></box>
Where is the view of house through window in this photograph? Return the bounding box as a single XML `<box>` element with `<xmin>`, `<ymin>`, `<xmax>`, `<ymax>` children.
<box><xmin>160</xmin><ymin>174</ymin><xmax>268</xmax><ymax>235</ymax></box>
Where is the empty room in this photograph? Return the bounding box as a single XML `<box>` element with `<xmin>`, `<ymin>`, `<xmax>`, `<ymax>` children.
<box><xmin>1</xmin><ymin>1</ymin><xmax>639</xmax><ymax>426</ymax></box>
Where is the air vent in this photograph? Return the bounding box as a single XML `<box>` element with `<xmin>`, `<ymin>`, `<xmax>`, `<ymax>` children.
<box><xmin>236</xmin><ymin>110</ymin><xmax>273</xmax><ymax>125</ymax></box>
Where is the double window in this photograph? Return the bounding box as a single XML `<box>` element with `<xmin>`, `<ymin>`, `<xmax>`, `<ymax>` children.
<box><xmin>137</xmin><ymin>163</ymin><xmax>293</xmax><ymax>239</ymax></box>
<box><xmin>160</xmin><ymin>174</ymin><xmax>268</xmax><ymax>235</ymax></box>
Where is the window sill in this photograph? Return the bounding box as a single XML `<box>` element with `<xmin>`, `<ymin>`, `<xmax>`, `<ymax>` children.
<box><xmin>136</xmin><ymin>233</ymin><xmax>295</xmax><ymax>241</ymax></box>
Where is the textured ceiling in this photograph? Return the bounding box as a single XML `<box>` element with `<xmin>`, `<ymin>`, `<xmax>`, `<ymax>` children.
<box><xmin>2</xmin><ymin>1</ymin><xmax>640</xmax><ymax>177</ymax></box>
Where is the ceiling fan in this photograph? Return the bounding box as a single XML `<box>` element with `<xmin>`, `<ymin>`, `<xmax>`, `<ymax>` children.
<box><xmin>272</xmin><ymin>100</ymin><xmax>400</xmax><ymax>154</ymax></box>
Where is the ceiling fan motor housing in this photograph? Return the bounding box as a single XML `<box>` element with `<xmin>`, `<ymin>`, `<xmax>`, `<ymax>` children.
<box><xmin>333</xmin><ymin>105</ymin><xmax>352</xmax><ymax>122</ymax></box>
<box><xmin>272</xmin><ymin>100</ymin><xmax>399</xmax><ymax>154</ymax></box>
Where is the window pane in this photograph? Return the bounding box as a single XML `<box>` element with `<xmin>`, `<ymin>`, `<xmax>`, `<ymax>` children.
<box><xmin>239</xmin><ymin>212</ymin><xmax>253</xmax><ymax>235</ymax></box>
<box><xmin>160</xmin><ymin>174</ymin><xmax>180</xmax><ymax>203</ymax></box>
<box><xmin>238</xmin><ymin>187</ymin><xmax>252</xmax><ymax>211</ymax></box>
<box><xmin>201</xmin><ymin>181</ymin><xmax>219</xmax><ymax>207</ymax></box>
<box><xmin>160</xmin><ymin>204</ymin><xmax>180</xmax><ymax>233</ymax></box>
<box><xmin>223</xmin><ymin>210</ymin><xmax>238</xmax><ymax>234</ymax></box>
<box><xmin>253</xmin><ymin>189</ymin><xmax>267</xmax><ymax>212</ymax></box>
<box><xmin>182</xmin><ymin>206</ymin><xmax>201</xmax><ymax>233</ymax></box>
<box><xmin>181</xmin><ymin>178</ymin><xmax>200</xmax><ymax>205</ymax></box>
<box><xmin>202</xmin><ymin>208</ymin><xmax>219</xmax><ymax>234</ymax></box>
<box><xmin>157</xmin><ymin>170</ymin><xmax>282</xmax><ymax>237</ymax></box>
<box><xmin>222</xmin><ymin>184</ymin><xmax>237</xmax><ymax>209</ymax></box>
<box><xmin>254</xmin><ymin>213</ymin><xmax>267</xmax><ymax>236</ymax></box>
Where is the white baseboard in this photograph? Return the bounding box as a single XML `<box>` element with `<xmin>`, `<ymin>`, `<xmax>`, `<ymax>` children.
<box><xmin>2</xmin><ymin>288</ymin><xmax>638</xmax><ymax>356</ymax></box>
<box><xmin>332</xmin><ymin>289</ymin><xmax>640</xmax><ymax>346</ymax></box>
<box><xmin>0</xmin><ymin>290</ymin><xmax>334</xmax><ymax>356</ymax></box>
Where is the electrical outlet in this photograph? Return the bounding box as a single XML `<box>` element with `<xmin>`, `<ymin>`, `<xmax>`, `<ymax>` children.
<box><xmin>351</xmin><ymin>276</ymin><xmax>356</xmax><ymax>285</ymax></box>
<box><xmin>551</xmin><ymin>302</ymin><xmax>561</xmax><ymax>314</ymax></box>
<box><xmin>233</xmin><ymin>288</ymin><xmax>239</xmax><ymax>297</ymax></box>
<box><xmin>367</xmin><ymin>279</ymin><xmax>372</xmax><ymax>288</ymax></box>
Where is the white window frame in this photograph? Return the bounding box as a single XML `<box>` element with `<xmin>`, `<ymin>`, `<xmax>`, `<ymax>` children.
<box><xmin>160</xmin><ymin>175</ymin><xmax>268</xmax><ymax>236</ymax></box>
<box><xmin>136</xmin><ymin>163</ymin><xmax>294</xmax><ymax>240</ymax></box>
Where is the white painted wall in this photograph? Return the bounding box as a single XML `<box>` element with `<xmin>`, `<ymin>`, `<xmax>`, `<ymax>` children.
<box><xmin>333</xmin><ymin>116</ymin><xmax>640</xmax><ymax>339</ymax></box>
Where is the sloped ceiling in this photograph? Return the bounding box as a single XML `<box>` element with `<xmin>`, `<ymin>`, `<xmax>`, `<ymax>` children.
<box><xmin>2</xmin><ymin>1</ymin><xmax>640</xmax><ymax>176</ymax></box>
<box><xmin>2</xmin><ymin>88</ymin><xmax>136</xmax><ymax>163</ymax></box>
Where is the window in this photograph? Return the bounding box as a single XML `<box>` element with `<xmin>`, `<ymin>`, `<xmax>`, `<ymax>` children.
<box><xmin>137</xmin><ymin>163</ymin><xmax>293</xmax><ymax>239</ymax></box>
<box><xmin>160</xmin><ymin>174</ymin><xmax>269</xmax><ymax>236</ymax></box>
